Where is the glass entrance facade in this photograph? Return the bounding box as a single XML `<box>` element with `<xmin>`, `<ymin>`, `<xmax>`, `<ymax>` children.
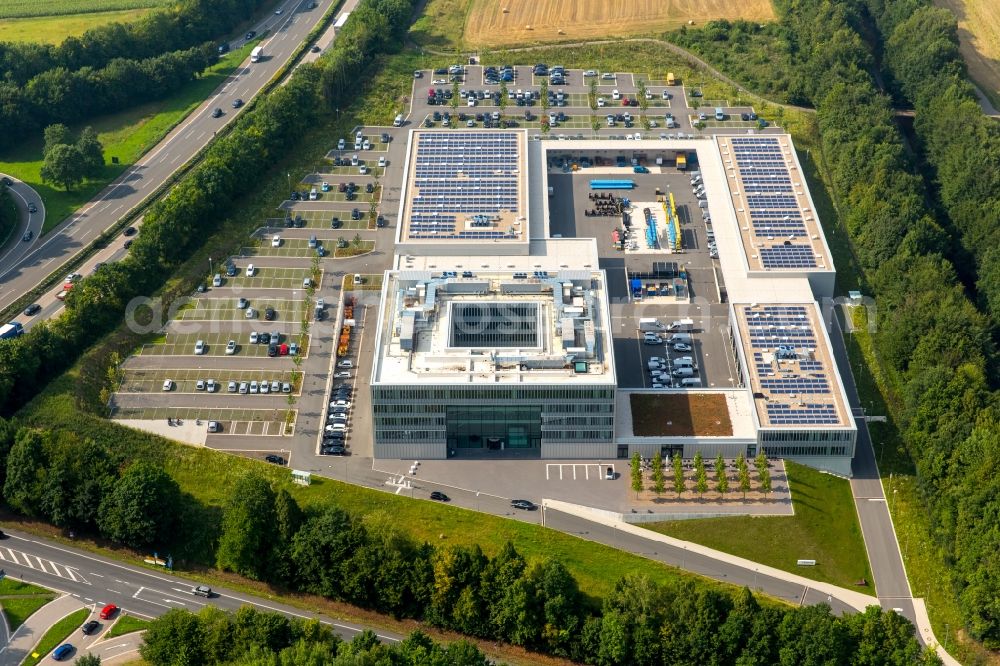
<box><xmin>447</xmin><ymin>405</ymin><xmax>542</xmax><ymax>450</ymax></box>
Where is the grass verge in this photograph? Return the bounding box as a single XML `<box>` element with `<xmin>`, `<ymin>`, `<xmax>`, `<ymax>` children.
<box><xmin>0</xmin><ymin>42</ymin><xmax>255</xmax><ymax>234</ymax></box>
<box><xmin>1</xmin><ymin>596</ymin><xmax>56</xmax><ymax>632</ymax></box>
<box><xmin>642</xmin><ymin>461</ymin><xmax>872</xmax><ymax>590</ymax></box>
<box><xmin>106</xmin><ymin>613</ymin><xmax>151</xmax><ymax>638</ymax></box>
<box><xmin>22</xmin><ymin>607</ymin><xmax>89</xmax><ymax>666</ymax></box>
<box><xmin>0</xmin><ymin>9</ymin><xmax>153</xmax><ymax>44</ymax></box>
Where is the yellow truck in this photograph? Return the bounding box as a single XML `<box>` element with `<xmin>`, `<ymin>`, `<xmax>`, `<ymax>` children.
<box><xmin>676</xmin><ymin>151</ymin><xmax>687</xmax><ymax>170</ymax></box>
<box><xmin>666</xmin><ymin>72</ymin><xmax>676</xmax><ymax>86</ymax></box>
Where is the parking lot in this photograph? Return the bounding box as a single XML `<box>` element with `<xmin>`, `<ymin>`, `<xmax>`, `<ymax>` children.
<box><xmin>119</xmin><ymin>367</ymin><xmax>301</xmax><ymax>394</ymax></box>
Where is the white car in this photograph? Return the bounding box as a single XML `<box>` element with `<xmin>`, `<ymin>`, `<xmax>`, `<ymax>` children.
<box><xmin>249</xmin><ymin>381</ymin><xmax>259</xmax><ymax>394</ymax></box>
<box><xmin>325</xmin><ymin>423</ymin><xmax>347</xmax><ymax>432</ymax></box>
<box><xmin>334</xmin><ymin>371</ymin><xmax>351</xmax><ymax>378</ymax></box>
<box><xmin>651</xmin><ymin>382</ymin><xmax>666</xmax><ymax>389</ymax></box>
<box><xmin>378</xmin><ymin>156</ymin><xmax>386</xmax><ymax>167</ymax></box>
<box><xmin>226</xmin><ymin>340</ymin><xmax>237</xmax><ymax>355</ymax></box>
<box><xmin>359</xmin><ymin>165</ymin><xmax>368</xmax><ymax>175</ymax></box>
<box><xmin>194</xmin><ymin>339</ymin><xmax>205</xmax><ymax>355</ymax></box>
<box><xmin>250</xmin><ymin>331</ymin><xmax>259</xmax><ymax>344</ymax></box>
<box><xmin>245</xmin><ymin>264</ymin><xmax>255</xmax><ymax>277</ymax></box>
<box><xmin>597</xmin><ymin>97</ymin><xmax>605</xmax><ymax>107</ymax></box>
<box><xmin>673</xmin><ymin>342</ymin><xmax>692</xmax><ymax>352</ymax></box>
<box><xmin>228</xmin><ymin>380</ymin><xmax>238</xmax><ymax>392</ymax></box>
<box><xmin>648</xmin><ymin>361</ymin><xmax>666</xmax><ymax>371</ymax></box>
<box><xmin>329</xmin><ymin>400</ymin><xmax>352</xmax><ymax>409</ymax></box>
<box><xmin>271</xmin><ymin>235</ymin><xmax>281</xmax><ymax>247</ymax></box>
<box><xmin>245</xmin><ymin>307</ymin><xmax>257</xmax><ymax>319</ymax></box>
<box><xmin>270</xmin><ymin>380</ymin><xmax>280</xmax><ymax>393</ymax></box>
<box><xmin>337</xmin><ymin>360</ymin><xmax>353</xmax><ymax>368</ymax></box>
<box><xmin>662</xmin><ymin>90</ymin><xmax>671</xmax><ymax>100</ymax></box>
<box><xmin>611</xmin><ymin>89</ymin><xmax>621</xmax><ymax>100</ymax></box>
<box><xmin>162</xmin><ymin>379</ymin><xmax>174</xmax><ymax>392</ymax></box>
<box><xmin>583</xmin><ymin>69</ymin><xmax>597</xmax><ymax>77</ymax></box>
<box><xmin>196</xmin><ymin>379</ymin><xmax>206</xmax><ymax>391</ymax></box>
<box><xmin>260</xmin><ymin>381</ymin><xmax>269</xmax><ymax>394</ymax></box>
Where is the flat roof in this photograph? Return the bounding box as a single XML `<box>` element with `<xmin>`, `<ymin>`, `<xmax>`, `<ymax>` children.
<box><xmin>399</xmin><ymin>130</ymin><xmax>528</xmax><ymax>246</ymax></box>
<box><xmin>715</xmin><ymin>135</ymin><xmax>833</xmax><ymax>273</ymax></box>
<box><xmin>372</xmin><ymin>269</ymin><xmax>616</xmax><ymax>385</ymax></box>
<box><xmin>396</xmin><ymin>237</ymin><xmax>600</xmax><ymax>271</ymax></box>
<box><xmin>614</xmin><ymin>389</ymin><xmax>757</xmax><ymax>441</ymax></box>
<box><xmin>733</xmin><ymin>302</ymin><xmax>852</xmax><ymax>429</ymax></box>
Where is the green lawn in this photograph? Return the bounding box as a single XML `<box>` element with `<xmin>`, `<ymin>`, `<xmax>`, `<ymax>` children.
<box><xmin>106</xmin><ymin>613</ymin><xmax>151</xmax><ymax>638</ymax></box>
<box><xmin>642</xmin><ymin>462</ymin><xmax>872</xmax><ymax>590</ymax></box>
<box><xmin>0</xmin><ymin>579</ymin><xmax>57</xmax><ymax>631</ymax></box>
<box><xmin>0</xmin><ymin>42</ymin><xmax>255</xmax><ymax>234</ymax></box>
<box><xmin>22</xmin><ymin>607</ymin><xmax>89</xmax><ymax>666</ymax></box>
<box><xmin>0</xmin><ymin>9</ymin><xmax>154</xmax><ymax>44</ymax></box>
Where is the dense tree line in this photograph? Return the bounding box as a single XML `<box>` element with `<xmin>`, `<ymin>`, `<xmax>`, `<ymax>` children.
<box><xmin>0</xmin><ymin>0</ymin><xmax>275</xmax><ymax>147</ymax></box>
<box><xmin>141</xmin><ymin>608</ymin><xmax>491</xmax><ymax>666</ymax></box>
<box><xmin>0</xmin><ymin>188</ymin><xmax>16</xmax><ymax>243</ymax></box>
<box><xmin>0</xmin><ymin>0</ymin><xmax>414</xmax><ymax>418</ymax></box>
<box><xmin>0</xmin><ymin>420</ymin><xmax>937</xmax><ymax>665</ymax></box>
<box><xmin>674</xmin><ymin>0</ymin><xmax>1000</xmax><ymax>649</ymax></box>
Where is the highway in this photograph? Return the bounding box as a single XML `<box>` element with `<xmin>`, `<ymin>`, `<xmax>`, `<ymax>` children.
<box><xmin>0</xmin><ymin>0</ymin><xmax>348</xmax><ymax>325</ymax></box>
<box><xmin>0</xmin><ymin>529</ymin><xmax>402</xmax><ymax>645</ymax></box>
<box><xmin>0</xmin><ymin>178</ymin><xmax>45</xmax><ymax>279</ymax></box>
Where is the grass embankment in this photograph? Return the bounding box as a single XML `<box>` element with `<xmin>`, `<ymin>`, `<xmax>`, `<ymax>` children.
<box><xmin>0</xmin><ymin>9</ymin><xmax>154</xmax><ymax>44</ymax></box>
<box><xmin>0</xmin><ymin>190</ymin><xmax>18</xmax><ymax>248</ymax></box>
<box><xmin>22</xmin><ymin>607</ymin><xmax>90</xmax><ymax>666</ymax></box>
<box><xmin>643</xmin><ymin>462</ymin><xmax>871</xmax><ymax>590</ymax></box>
<box><xmin>106</xmin><ymin>613</ymin><xmax>151</xmax><ymax>638</ymax></box>
<box><xmin>0</xmin><ymin>579</ymin><xmax>56</xmax><ymax>631</ymax></box>
<box><xmin>0</xmin><ymin>42</ymin><xmax>254</xmax><ymax>234</ymax></box>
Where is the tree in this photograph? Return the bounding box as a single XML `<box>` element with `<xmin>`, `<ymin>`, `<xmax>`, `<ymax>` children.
<box><xmin>652</xmin><ymin>451</ymin><xmax>665</xmax><ymax>497</ymax></box>
<box><xmin>3</xmin><ymin>428</ymin><xmax>48</xmax><ymax>517</ymax></box>
<box><xmin>449</xmin><ymin>79</ymin><xmax>459</xmax><ymax>116</ymax></box>
<box><xmin>497</xmin><ymin>79</ymin><xmax>508</xmax><ymax>121</ymax></box>
<box><xmin>755</xmin><ymin>450</ymin><xmax>769</xmax><ymax>496</ymax></box>
<box><xmin>591</xmin><ymin>114</ymin><xmax>601</xmax><ymax>137</ymax></box>
<box><xmin>43</xmin><ymin>123</ymin><xmax>72</xmax><ymax>154</ymax></box>
<box><xmin>139</xmin><ymin>609</ymin><xmax>206</xmax><ymax>666</ymax></box>
<box><xmin>641</xmin><ymin>115</ymin><xmax>651</xmax><ymax>131</ymax></box>
<box><xmin>41</xmin><ymin>142</ymin><xmax>86</xmax><ymax>191</ymax></box>
<box><xmin>216</xmin><ymin>473</ymin><xmax>277</xmax><ymax>580</ymax></box>
<box><xmin>588</xmin><ymin>78</ymin><xmax>598</xmax><ymax>110</ymax></box>
<box><xmin>637</xmin><ymin>79</ymin><xmax>648</xmax><ymax>113</ymax></box>
<box><xmin>76</xmin><ymin>126</ymin><xmax>104</xmax><ymax>177</ymax></box>
<box><xmin>539</xmin><ymin>79</ymin><xmax>549</xmax><ymax>115</ymax></box>
<box><xmin>738</xmin><ymin>453</ymin><xmax>751</xmax><ymax>500</ymax></box>
<box><xmin>74</xmin><ymin>654</ymin><xmax>101</xmax><ymax>666</ymax></box>
<box><xmin>98</xmin><ymin>461</ymin><xmax>180</xmax><ymax>549</ymax></box>
<box><xmin>673</xmin><ymin>452</ymin><xmax>685</xmax><ymax>498</ymax></box>
<box><xmin>715</xmin><ymin>454</ymin><xmax>728</xmax><ymax>496</ymax></box>
<box><xmin>630</xmin><ymin>452</ymin><xmax>643</xmax><ymax>497</ymax></box>
<box><xmin>695</xmin><ymin>452</ymin><xmax>708</xmax><ymax>498</ymax></box>
<box><xmin>760</xmin><ymin>463</ymin><xmax>772</xmax><ymax>498</ymax></box>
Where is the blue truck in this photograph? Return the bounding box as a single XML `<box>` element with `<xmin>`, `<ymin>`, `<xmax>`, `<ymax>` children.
<box><xmin>0</xmin><ymin>322</ymin><xmax>24</xmax><ymax>340</ymax></box>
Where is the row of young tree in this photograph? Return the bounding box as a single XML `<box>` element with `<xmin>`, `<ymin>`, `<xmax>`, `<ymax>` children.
<box><xmin>0</xmin><ymin>0</ymin><xmax>415</xmax><ymax>419</ymax></box>
<box><xmin>672</xmin><ymin>0</ymin><xmax>999</xmax><ymax>648</ymax></box>
<box><xmin>140</xmin><ymin>608</ymin><xmax>492</xmax><ymax>666</ymax></box>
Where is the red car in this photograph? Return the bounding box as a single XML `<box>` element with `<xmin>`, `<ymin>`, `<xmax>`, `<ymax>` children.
<box><xmin>621</xmin><ymin>98</ymin><xmax>630</xmax><ymax>106</ymax></box>
<box><xmin>99</xmin><ymin>604</ymin><xmax>118</xmax><ymax>620</ymax></box>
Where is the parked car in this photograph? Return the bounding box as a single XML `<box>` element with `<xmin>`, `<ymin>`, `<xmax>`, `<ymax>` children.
<box><xmin>226</xmin><ymin>340</ymin><xmax>237</xmax><ymax>355</ymax></box>
<box><xmin>81</xmin><ymin>620</ymin><xmax>100</xmax><ymax>635</ymax></box>
<box><xmin>430</xmin><ymin>491</ymin><xmax>450</xmax><ymax>502</ymax></box>
<box><xmin>53</xmin><ymin>644</ymin><xmax>74</xmax><ymax>661</ymax></box>
<box><xmin>265</xmin><ymin>455</ymin><xmax>286</xmax><ymax>465</ymax></box>
<box><xmin>99</xmin><ymin>604</ymin><xmax>118</xmax><ymax>620</ymax></box>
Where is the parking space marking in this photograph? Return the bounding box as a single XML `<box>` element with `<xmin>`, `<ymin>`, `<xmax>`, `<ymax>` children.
<box><xmin>545</xmin><ymin>463</ymin><xmax>610</xmax><ymax>481</ymax></box>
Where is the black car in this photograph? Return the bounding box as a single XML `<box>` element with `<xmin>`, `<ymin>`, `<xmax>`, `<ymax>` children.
<box><xmin>311</xmin><ymin>45</ymin><xmax>321</xmax><ymax>53</ymax></box>
<box><xmin>365</xmin><ymin>183</ymin><xmax>374</xmax><ymax>194</ymax></box>
<box><xmin>124</xmin><ymin>239</ymin><xmax>133</xmax><ymax>249</ymax></box>
<box><xmin>23</xmin><ymin>303</ymin><xmax>41</xmax><ymax>316</ymax></box>
<box><xmin>27</xmin><ymin>203</ymin><xmax>36</xmax><ymax>213</ymax></box>
<box><xmin>290</xmin><ymin>191</ymin><xmax>300</xmax><ymax>201</ymax></box>
<box><xmin>232</xmin><ymin>98</ymin><xmax>243</xmax><ymax>108</ymax></box>
<box><xmin>433</xmin><ymin>68</ymin><xmax>447</xmax><ymax>75</ymax></box>
<box><xmin>284</xmin><ymin>216</ymin><xmax>295</xmax><ymax>228</ymax></box>
<box><xmin>376</xmin><ymin>215</ymin><xmax>386</xmax><ymax>228</ymax></box>
<box><xmin>294</xmin><ymin>216</ymin><xmax>305</xmax><ymax>228</ymax></box>
<box><xmin>22</xmin><ymin>230</ymin><xmax>32</xmax><ymax>242</ymax></box>
<box><xmin>259</xmin><ymin>332</ymin><xmax>271</xmax><ymax>344</ymax></box>
<box><xmin>265</xmin><ymin>455</ymin><xmax>286</xmax><ymax>465</ymax></box>
<box><xmin>267</xmin><ymin>344</ymin><xmax>277</xmax><ymax>357</ymax></box>
<box><xmin>430</xmin><ymin>491</ymin><xmax>450</xmax><ymax>502</ymax></box>
<box><xmin>123</xmin><ymin>226</ymin><xmax>137</xmax><ymax>236</ymax></box>
<box><xmin>381</xmin><ymin>133</ymin><xmax>390</xmax><ymax>143</ymax></box>
<box><xmin>510</xmin><ymin>499</ymin><xmax>537</xmax><ymax>511</ymax></box>
<box><xmin>740</xmin><ymin>112</ymin><xmax>750</xmax><ymax>121</ymax></box>
<box><xmin>264</xmin><ymin>307</ymin><xmax>275</xmax><ymax>321</ymax></box>
<box><xmin>351</xmin><ymin>208</ymin><xmax>361</xmax><ymax>220</ymax></box>
<box><xmin>246</xmin><ymin>30</ymin><xmax>257</xmax><ymax>40</ymax></box>
<box><xmin>226</xmin><ymin>262</ymin><xmax>238</xmax><ymax>277</ymax></box>
<box><xmin>82</xmin><ymin>620</ymin><xmax>100</xmax><ymax>635</ymax></box>
<box><xmin>1</xmin><ymin>177</ymin><xmax>12</xmax><ymax>186</ymax></box>
<box><xmin>211</xmin><ymin>107</ymin><xmax>223</xmax><ymax>118</ymax></box>
<box><xmin>331</xmin><ymin>217</ymin><xmax>342</xmax><ymax>229</ymax></box>
<box><xmin>345</xmin><ymin>191</ymin><xmax>356</xmax><ymax>201</ymax></box>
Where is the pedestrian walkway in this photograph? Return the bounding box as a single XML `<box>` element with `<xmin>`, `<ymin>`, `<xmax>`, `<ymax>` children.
<box><xmin>0</xmin><ymin>594</ymin><xmax>85</xmax><ymax>666</ymax></box>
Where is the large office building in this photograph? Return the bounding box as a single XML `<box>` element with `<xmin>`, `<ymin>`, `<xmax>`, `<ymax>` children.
<box><xmin>371</xmin><ymin>129</ymin><xmax>857</xmax><ymax>474</ymax></box>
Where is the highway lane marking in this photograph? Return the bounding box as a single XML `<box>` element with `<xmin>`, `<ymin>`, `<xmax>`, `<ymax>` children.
<box><xmin>163</xmin><ymin>599</ymin><xmax>186</xmax><ymax>605</ymax></box>
<box><xmin>89</xmin><ymin>573</ymin><xmax>104</xmax><ymax>577</ymax></box>
<box><xmin>132</xmin><ymin>586</ymin><xmax>144</xmax><ymax>598</ymax></box>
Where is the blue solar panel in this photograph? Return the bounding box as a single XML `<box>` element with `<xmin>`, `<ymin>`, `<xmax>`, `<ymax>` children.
<box><xmin>760</xmin><ymin>245</ymin><xmax>818</xmax><ymax>269</ymax></box>
<box><xmin>765</xmin><ymin>403</ymin><xmax>840</xmax><ymax>425</ymax></box>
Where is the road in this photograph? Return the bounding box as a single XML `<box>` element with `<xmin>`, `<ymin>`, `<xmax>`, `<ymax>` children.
<box><xmin>0</xmin><ymin>529</ymin><xmax>402</xmax><ymax>649</ymax></box>
<box><xmin>0</xmin><ymin>0</ymin><xmax>348</xmax><ymax>324</ymax></box>
<box><xmin>0</xmin><ymin>177</ymin><xmax>45</xmax><ymax>285</ymax></box>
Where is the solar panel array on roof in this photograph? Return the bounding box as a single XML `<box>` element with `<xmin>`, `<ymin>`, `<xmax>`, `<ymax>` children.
<box><xmin>742</xmin><ymin>305</ymin><xmax>815</xmax><ymax>348</ymax></box>
<box><xmin>759</xmin><ymin>245</ymin><xmax>818</xmax><ymax>269</ymax></box>
<box><xmin>408</xmin><ymin>132</ymin><xmax>521</xmax><ymax>240</ymax></box>
<box><xmin>766</xmin><ymin>403</ymin><xmax>839</xmax><ymax>425</ymax></box>
<box><xmin>726</xmin><ymin>137</ymin><xmax>822</xmax><ymax>264</ymax></box>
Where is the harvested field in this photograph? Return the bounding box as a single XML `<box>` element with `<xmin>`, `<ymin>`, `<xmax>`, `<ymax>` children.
<box><xmin>465</xmin><ymin>0</ymin><xmax>776</xmax><ymax>48</ymax></box>
<box><xmin>630</xmin><ymin>393</ymin><xmax>733</xmax><ymax>437</ymax></box>
<box><xmin>933</xmin><ymin>0</ymin><xmax>1000</xmax><ymax>108</ymax></box>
